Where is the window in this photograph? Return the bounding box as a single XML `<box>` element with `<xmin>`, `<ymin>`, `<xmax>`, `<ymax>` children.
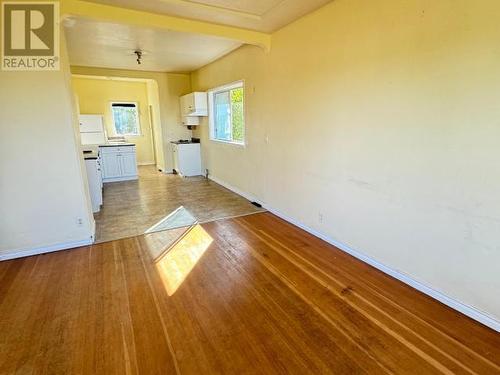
<box><xmin>111</xmin><ymin>102</ymin><xmax>141</xmax><ymax>136</ymax></box>
<box><xmin>208</xmin><ymin>81</ymin><xmax>245</xmax><ymax>145</ymax></box>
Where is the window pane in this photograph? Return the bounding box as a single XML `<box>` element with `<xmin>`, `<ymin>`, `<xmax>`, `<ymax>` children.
<box><xmin>214</xmin><ymin>91</ymin><xmax>231</xmax><ymax>141</ymax></box>
<box><xmin>230</xmin><ymin>87</ymin><xmax>244</xmax><ymax>143</ymax></box>
<box><xmin>112</xmin><ymin>105</ymin><xmax>139</xmax><ymax>135</ymax></box>
<box><xmin>210</xmin><ymin>83</ymin><xmax>245</xmax><ymax>144</ymax></box>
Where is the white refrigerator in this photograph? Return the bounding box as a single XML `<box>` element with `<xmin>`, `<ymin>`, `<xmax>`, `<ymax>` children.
<box><xmin>79</xmin><ymin>115</ymin><xmax>106</xmax><ymax>145</ymax></box>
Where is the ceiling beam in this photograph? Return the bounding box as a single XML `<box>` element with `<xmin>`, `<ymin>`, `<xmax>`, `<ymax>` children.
<box><xmin>61</xmin><ymin>0</ymin><xmax>271</xmax><ymax>51</ymax></box>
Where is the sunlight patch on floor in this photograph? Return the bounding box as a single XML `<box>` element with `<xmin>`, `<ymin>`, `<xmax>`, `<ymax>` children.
<box><xmin>145</xmin><ymin>206</ymin><xmax>197</xmax><ymax>235</ymax></box>
<box><xmin>155</xmin><ymin>224</ymin><xmax>213</xmax><ymax>296</ymax></box>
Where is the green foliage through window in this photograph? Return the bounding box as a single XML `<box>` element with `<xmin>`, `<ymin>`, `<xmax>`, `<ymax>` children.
<box><xmin>212</xmin><ymin>83</ymin><xmax>244</xmax><ymax>144</ymax></box>
<box><xmin>112</xmin><ymin>103</ymin><xmax>140</xmax><ymax>135</ymax></box>
<box><xmin>231</xmin><ymin>88</ymin><xmax>244</xmax><ymax>142</ymax></box>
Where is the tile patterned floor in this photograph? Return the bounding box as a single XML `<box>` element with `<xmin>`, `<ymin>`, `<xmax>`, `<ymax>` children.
<box><xmin>94</xmin><ymin>166</ymin><xmax>265</xmax><ymax>243</ymax></box>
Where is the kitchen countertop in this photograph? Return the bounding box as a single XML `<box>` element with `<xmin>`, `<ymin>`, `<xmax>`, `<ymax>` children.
<box><xmin>170</xmin><ymin>141</ymin><xmax>200</xmax><ymax>145</ymax></box>
<box><xmin>82</xmin><ymin>142</ymin><xmax>136</xmax><ymax>160</ymax></box>
<box><xmin>83</xmin><ymin>150</ymin><xmax>99</xmax><ymax>160</ymax></box>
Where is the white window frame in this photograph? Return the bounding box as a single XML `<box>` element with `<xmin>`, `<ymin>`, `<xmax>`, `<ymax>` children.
<box><xmin>208</xmin><ymin>80</ymin><xmax>245</xmax><ymax>146</ymax></box>
<box><xmin>110</xmin><ymin>101</ymin><xmax>141</xmax><ymax>136</ymax></box>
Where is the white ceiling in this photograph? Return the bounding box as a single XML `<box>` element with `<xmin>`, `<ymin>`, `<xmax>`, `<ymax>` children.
<box><xmin>64</xmin><ymin>17</ymin><xmax>243</xmax><ymax>72</ymax></box>
<box><xmin>86</xmin><ymin>0</ymin><xmax>333</xmax><ymax>32</ymax></box>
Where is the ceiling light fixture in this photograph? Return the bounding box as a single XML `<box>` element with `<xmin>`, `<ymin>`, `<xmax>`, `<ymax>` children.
<box><xmin>134</xmin><ymin>50</ymin><xmax>143</xmax><ymax>65</ymax></box>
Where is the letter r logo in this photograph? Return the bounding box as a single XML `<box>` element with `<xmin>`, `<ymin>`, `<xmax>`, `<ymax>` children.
<box><xmin>3</xmin><ymin>2</ymin><xmax>55</xmax><ymax>56</ymax></box>
<box><xmin>10</xmin><ymin>9</ymin><xmax>50</xmax><ymax>50</ymax></box>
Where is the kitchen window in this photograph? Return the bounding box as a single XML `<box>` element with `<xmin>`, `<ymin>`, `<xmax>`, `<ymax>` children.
<box><xmin>208</xmin><ymin>81</ymin><xmax>245</xmax><ymax>145</ymax></box>
<box><xmin>111</xmin><ymin>102</ymin><xmax>141</xmax><ymax>136</ymax></box>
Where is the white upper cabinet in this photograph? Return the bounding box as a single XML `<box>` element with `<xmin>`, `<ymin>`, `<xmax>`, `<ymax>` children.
<box><xmin>181</xmin><ymin>116</ymin><xmax>200</xmax><ymax>126</ymax></box>
<box><xmin>180</xmin><ymin>92</ymin><xmax>208</xmax><ymax>117</ymax></box>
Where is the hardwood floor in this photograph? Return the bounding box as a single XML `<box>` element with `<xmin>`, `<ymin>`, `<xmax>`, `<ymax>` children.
<box><xmin>0</xmin><ymin>213</ymin><xmax>499</xmax><ymax>374</ymax></box>
<box><xmin>94</xmin><ymin>166</ymin><xmax>264</xmax><ymax>243</ymax></box>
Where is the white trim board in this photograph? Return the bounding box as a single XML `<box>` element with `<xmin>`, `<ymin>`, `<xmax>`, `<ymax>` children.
<box><xmin>208</xmin><ymin>174</ymin><xmax>261</xmax><ymax>204</ymax></box>
<box><xmin>102</xmin><ymin>176</ymin><xmax>139</xmax><ymax>183</ymax></box>
<box><xmin>0</xmin><ymin>238</ymin><xmax>94</xmax><ymax>261</ymax></box>
<box><xmin>209</xmin><ymin>174</ymin><xmax>500</xmax><ymax>333</ymax></box>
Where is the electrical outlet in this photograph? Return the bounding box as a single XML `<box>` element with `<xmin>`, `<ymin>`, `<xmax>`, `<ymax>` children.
<box><xmin>76</xmin><ymin>218</ymin><xmax>83</xmax><ymax>226</ymax></box>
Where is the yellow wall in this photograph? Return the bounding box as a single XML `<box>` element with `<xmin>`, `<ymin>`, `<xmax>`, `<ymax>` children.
<box><xmin>0</xmin><ymin>32</ymin><xmax>94</xmax><ymax>258</ymax></box>
<box><xmin>72</xmin><ymin>77</ymin><xmax>155</xmax><ymax>165</ymax></box>
<box><xmin>71</xmin><ymin>66</ymin><xmax>192</xmax><ymax>172</ymax></box>
<box><xmin>192</xmin><ymin>0</ymin><xmax>500</xmax><ymax>324</ymax></box>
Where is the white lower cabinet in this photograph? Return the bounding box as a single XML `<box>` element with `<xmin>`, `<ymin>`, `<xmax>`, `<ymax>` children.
<box><xmin>120</xmin><ymin>152</ymin><xmax>138</xmax><ymax>177</ymax></box>
<box><xmin>172</xmin><ymin>143</ymin><xmax>202</xmax><ymax>177</ymax></box>
<box><xmin>100</xmin><ymin>145</ymin><xmax>138</xmax><ymax>182</ymax></box>
<box><xmin>101</xmin><ymin>153</ymin><xmax>121</xmax><ymax>179</ymax></box>
<box><xmin>84</xmin><ymin>158</ymin><xmax>103</xmax><ymax>213</ymax></box>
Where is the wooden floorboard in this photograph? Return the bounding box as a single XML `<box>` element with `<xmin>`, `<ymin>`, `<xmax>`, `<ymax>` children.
<box><xmin>0</xmin><ymin>212</ymin><xmax>499</xmax><ymax>374</ymax></box>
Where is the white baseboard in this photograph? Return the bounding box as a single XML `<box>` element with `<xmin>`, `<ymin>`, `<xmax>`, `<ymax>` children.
<box><xmin>137</xmin><ymin>162</ymin><xmax>156</xmax><ymax>166</ymax></box>
<box><xmin>208</xmin><ymin>175</ymin><xmax>261</xmax><ymax>204</ymax></box>
<box><xmin>103</xmin><ymin>176</ymin><xmax>138</xmax><ymax>183</ymax></box>
<box><xmin>0</xmin><ymin>238</ymin><xmax>94</xmax><ymax>261</ymax></box>
<box><xmin>208</xmin><ymin>174</ymin><xmax>500</xmax><ymax>333</ymax></box>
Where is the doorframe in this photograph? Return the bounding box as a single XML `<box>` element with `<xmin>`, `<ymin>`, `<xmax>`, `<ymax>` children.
<box><xmin>148</xmin><ymin>104</ymin><xmax>158</xmax><ymax>167</ymax></box>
